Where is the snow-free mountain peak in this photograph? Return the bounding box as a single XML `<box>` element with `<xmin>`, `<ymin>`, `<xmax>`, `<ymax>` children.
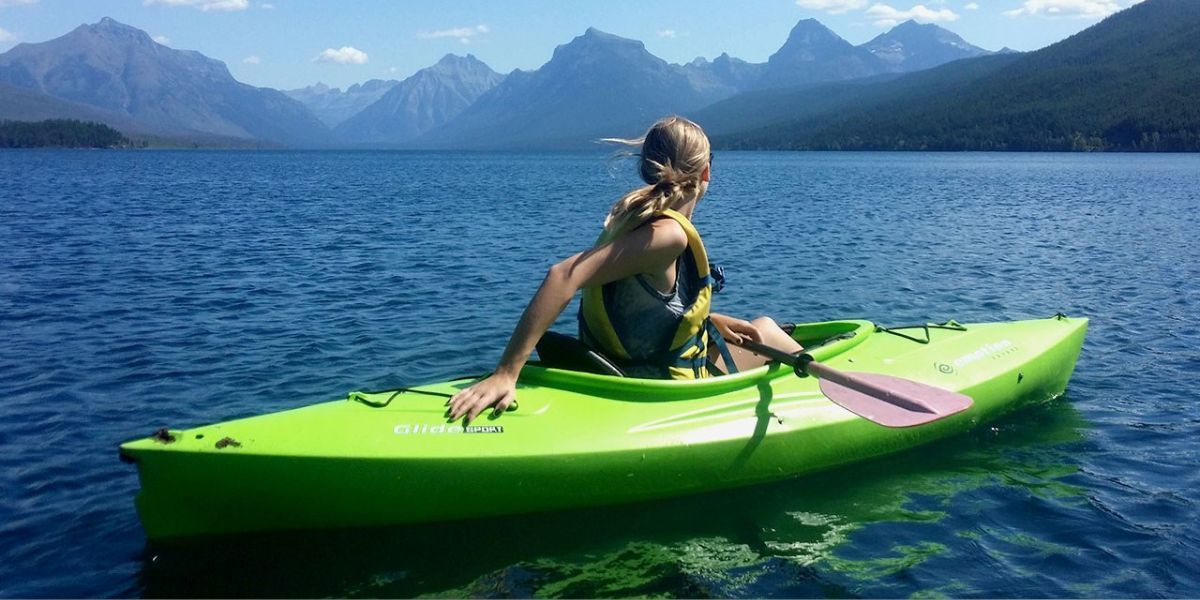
<box><xmin>88</xmin><ymin>16</ymin><xmax>155</xmax><ymax>42</ymax></box>
<box><xmin>862</xmin><ymin>19</ymin><xmax>992</xmax><ymax>71</ymax></box>
<box><xmin>333</xmin><ymin>53</ymin><xmax>504</xmax><ymax>145</ymax></box>
<box><xmin>757</xmin><ymin>18</ymin><xmax>885</xmax><ymax>89</ymax></box>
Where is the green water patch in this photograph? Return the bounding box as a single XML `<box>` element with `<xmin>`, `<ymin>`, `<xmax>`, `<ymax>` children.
<box><xmin>426</xmin><ymin>539</ymin><xmax>766</xmax><ymax>598</ymax></box>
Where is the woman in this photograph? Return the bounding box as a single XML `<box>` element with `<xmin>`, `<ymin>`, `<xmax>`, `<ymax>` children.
<box><xmin>447</xmin><ymin>116</ymin><xmax>803</xmax><ymax>424</ymax></box>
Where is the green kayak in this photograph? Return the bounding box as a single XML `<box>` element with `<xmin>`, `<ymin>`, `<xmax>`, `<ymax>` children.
<box><xmin>120</xmin><ymin>315</ymin><xmax>1087</xmax><ymax>539</ymax></box>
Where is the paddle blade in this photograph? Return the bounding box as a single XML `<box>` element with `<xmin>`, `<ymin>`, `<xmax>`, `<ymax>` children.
<box><xmin>817</xmin><ymin>372</ymin><xmax>973</xmax><ymax>428</ymax></box>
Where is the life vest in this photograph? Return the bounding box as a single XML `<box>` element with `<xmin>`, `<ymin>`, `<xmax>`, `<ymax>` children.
<box><xmin>578</xmin><ymin>209</ymin><xmax>736</xmax><ymax>380</ymax></box>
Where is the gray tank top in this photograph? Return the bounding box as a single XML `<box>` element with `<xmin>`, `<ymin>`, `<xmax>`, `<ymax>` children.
<box><xmin>581</xmin><ymin>253</ymin><xmax>700</xmax><ymax>379</ymax></box>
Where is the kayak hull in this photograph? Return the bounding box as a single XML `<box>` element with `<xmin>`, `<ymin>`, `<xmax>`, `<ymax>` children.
<box><xmin>121</xmin><ymin>315</ymin><xmax>1087</xmax><ymax>539</ymax></box>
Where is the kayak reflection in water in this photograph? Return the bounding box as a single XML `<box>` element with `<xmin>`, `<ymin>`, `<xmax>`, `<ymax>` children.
<box><xmin>447</xmin><ymin>116</ymin><xmax>803</xmax><ymax>424</ymax></box>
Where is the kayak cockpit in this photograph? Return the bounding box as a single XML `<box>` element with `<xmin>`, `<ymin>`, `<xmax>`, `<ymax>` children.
<box><xmin>522</xmin><ymin>320</ymin><xmax>874</xmax><ymax>400</ymax></box>
<box><xmin>534</xmin><ymin>331</ymin><xmax>628</xmax><ymax>377</ymax></box>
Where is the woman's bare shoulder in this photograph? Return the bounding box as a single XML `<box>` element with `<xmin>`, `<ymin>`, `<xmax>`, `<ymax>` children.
<box><xmin>636</xmin><ymin>216</ymin><xmax>688</xmax><ymax>253</ymax></box>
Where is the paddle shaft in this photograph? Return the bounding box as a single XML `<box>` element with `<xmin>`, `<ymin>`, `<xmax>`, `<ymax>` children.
<box><xmin>736</xmin><ymin>338</ymin><xmax>938</xmax><ymax>414</ymax></box>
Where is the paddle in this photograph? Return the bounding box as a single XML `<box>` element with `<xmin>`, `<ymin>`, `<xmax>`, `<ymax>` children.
<box><xmin>732</xmin><ymin>338</ymin><xmax>973</xmax><ymax>428</ymax></box>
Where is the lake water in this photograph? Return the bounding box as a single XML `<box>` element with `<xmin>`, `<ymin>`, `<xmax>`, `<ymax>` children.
<box><xmin>1</xmin><ymin>150</ymin><xmax>1198</xmax><ymax>598</ymax></box>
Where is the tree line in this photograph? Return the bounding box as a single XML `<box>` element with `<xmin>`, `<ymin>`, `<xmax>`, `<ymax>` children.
<box><xmin>0</xmin><ymin>119</ymin><xmax>135</xmax><ymax>148</ymax></box>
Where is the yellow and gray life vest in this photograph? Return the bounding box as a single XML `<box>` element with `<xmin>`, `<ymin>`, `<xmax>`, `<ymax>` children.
<box><xmin>578</xmin><ymin>209</ymin><xmax>736</xmax><ymax>380</ymax></box>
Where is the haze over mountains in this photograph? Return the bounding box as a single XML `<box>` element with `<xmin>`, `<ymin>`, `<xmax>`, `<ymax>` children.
<box><xmin>1</xmin><ymin>0</ymin><xmax>1194</xmax><ymax>151</ymax></box>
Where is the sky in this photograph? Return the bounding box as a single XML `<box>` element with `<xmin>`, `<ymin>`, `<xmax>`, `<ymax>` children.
<box><xmin>0</xmin><ymin>0</ymin><xmax>1145</xmax><ymax>91</ymax></box>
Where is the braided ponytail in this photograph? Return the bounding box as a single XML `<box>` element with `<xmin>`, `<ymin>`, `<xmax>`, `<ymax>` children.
<box><xmin>600</xmin><ymin>116</ymin><xmax>711</xmax><ymax>241</ymax></box>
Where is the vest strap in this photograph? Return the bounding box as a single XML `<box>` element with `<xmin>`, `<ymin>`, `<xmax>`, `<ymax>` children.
<box><xmin>706</xmin><ymin>319</ymin><xmax>739</xmax><ymax>375</ymax></box>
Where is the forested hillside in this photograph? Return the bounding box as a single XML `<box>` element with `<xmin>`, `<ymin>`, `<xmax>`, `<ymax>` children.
<box><xmin>714</xmin><ymin>0</ymin><xmax>1200</xmax><ymax>151</ymax></box>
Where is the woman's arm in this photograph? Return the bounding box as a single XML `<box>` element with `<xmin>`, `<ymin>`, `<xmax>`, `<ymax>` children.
<box><xmin>446</xmin><ymin>220</ymin><xmax>688</xmax><ymax>424</ymax></box>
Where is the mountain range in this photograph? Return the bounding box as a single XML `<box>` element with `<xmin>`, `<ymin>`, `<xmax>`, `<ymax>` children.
<box><xmin>420</xmin><ymin>28</ymin><xmax>733</xmax><ymax>149</ymax></box>
<box><xmin>386</xmin><ymin>22</ymin><xmax>991</xmax><ymax>148</ymax></box>
<box><xmin>0</xmin><ymin>17</ymin><xmax>328</xmax><ymax>146</ymax></box>
<box><xmin>1</xmin><ymin>1</ymin><xmax>1193</xmax><ymax>151</ymax></box>
<box><xmin>0</xmin><ymin>14</ymin><xmax>995</xmax><ymax>148</ymax></box>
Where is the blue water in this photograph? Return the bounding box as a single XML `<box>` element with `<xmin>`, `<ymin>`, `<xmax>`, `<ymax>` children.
<box><xmin>1</xmin><ymin>150</ymin><xmax>1198</xmax><ymax>598</ymax></box>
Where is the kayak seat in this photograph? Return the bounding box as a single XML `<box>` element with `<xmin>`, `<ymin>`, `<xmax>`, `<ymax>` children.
<box><xmin>535</xmin><ymin>331</ymin><xmax>626</xmax><ymax>377</ymax></box>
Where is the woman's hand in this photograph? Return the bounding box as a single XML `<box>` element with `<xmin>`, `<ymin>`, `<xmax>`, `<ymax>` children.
<box><xmin>711</xmin><ymin>314</ymin><xmax>764</xmax><ymax>345</ymax></box>
<box><xmin>446</xmin><ymin>371</ymin><xmax>518</xmax><ymax>425</ymax></box>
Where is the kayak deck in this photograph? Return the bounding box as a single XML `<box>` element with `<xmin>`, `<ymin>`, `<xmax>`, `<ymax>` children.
<box><xmin>120</xmin><ymin>315</ymin><xmax>1087</xmax><ymax>539</ymax></box>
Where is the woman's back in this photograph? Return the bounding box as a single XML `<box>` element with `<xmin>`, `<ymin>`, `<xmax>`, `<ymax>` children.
<box><xmin>581</xmin><ymin>246</ymin><xmax>699</xmax><ymax>379</ymax></box>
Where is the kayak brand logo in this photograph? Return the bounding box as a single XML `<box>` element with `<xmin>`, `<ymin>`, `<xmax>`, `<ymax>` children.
<box><xmin>940</xmin><ymin>340</ymin><xmax>1017</xmax><ymax>374</ymax></box>
<box><xmin>393</xmin><ymin>423</ymin><xmax>504</xmax><ymax>435</ymax></box>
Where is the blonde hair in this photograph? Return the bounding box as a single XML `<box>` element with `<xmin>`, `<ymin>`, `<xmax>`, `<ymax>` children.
<box><xmin>601</xmin><ymin>116</ymin><xmax>711</xmax><ymax>240</ymax></box>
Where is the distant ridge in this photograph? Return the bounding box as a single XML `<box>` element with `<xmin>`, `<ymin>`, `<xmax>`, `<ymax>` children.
<box><xmin>679</xmin><ymin>53</ymin><xmax>763</xmax><ymax>102</ymax></box>
<box><xmin>284</xmin><ymin>79</ymin><xmax>399</xmax><ymax>128</ymax></box>
<box><xmin>335</xmin><ymin>54</ymin><xmax>505</xmax><ymax>146</ymax></box>
<box><xmin>0</xmin><ymin>17</ymin><xmax>330</xmax><ymax>145</ymax></box>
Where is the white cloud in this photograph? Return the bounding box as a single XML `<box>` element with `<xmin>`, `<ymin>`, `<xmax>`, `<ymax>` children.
<box><xmin>143</xmin><ymin>0</ymin><xmax>249</xmax><ymax>11</ymax></box>
<box><xmin>242</xmin><ymin>55</ymin><xmax>260</xmax><ymax>64</ymax></box>
<box><xmin>965</xmin><ymin>2</ymin><xmax>980</xmax><ymax>9</ymax></box>
<box><xmin>795</xmin><ymin>0</ymin><xmax>868</xmax><ymax>14</ymax></box>
<box><xmin>0</xmin><ymin>0</ymin><xmax>38</xmax><ymax>7</ymax></box>
<box><xmin>152</xmin><ymin>34</ymin><xmax>170</xmax><ymax>44</ymax></box>
<box><xmin>314</xmin><ymin>46</ymin><xmax>368</xmax><ymax>65</ymax></box>
<box><xmin>417</xmin><ymin>24</ymin><xmax>489</xmax><ymax>43</ymax></box>
<box><xmin>0</xmin><ymin>25</ymin><xmax>15</xmax><ymax>42</ymax></box>
<box><xmin>657</xmin><ymin>29</ymin><xmax>678</xmax><ymax>38</ymax></box>
<box><xmin>866</xmin><ymin>3</ymin><xmax>960</xmax><ymax>26</ymax></box>
<box><xmin>1003</xmin><ymin>0</ymin><xmax>1129</xmax><ymax>18</ymax></box>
